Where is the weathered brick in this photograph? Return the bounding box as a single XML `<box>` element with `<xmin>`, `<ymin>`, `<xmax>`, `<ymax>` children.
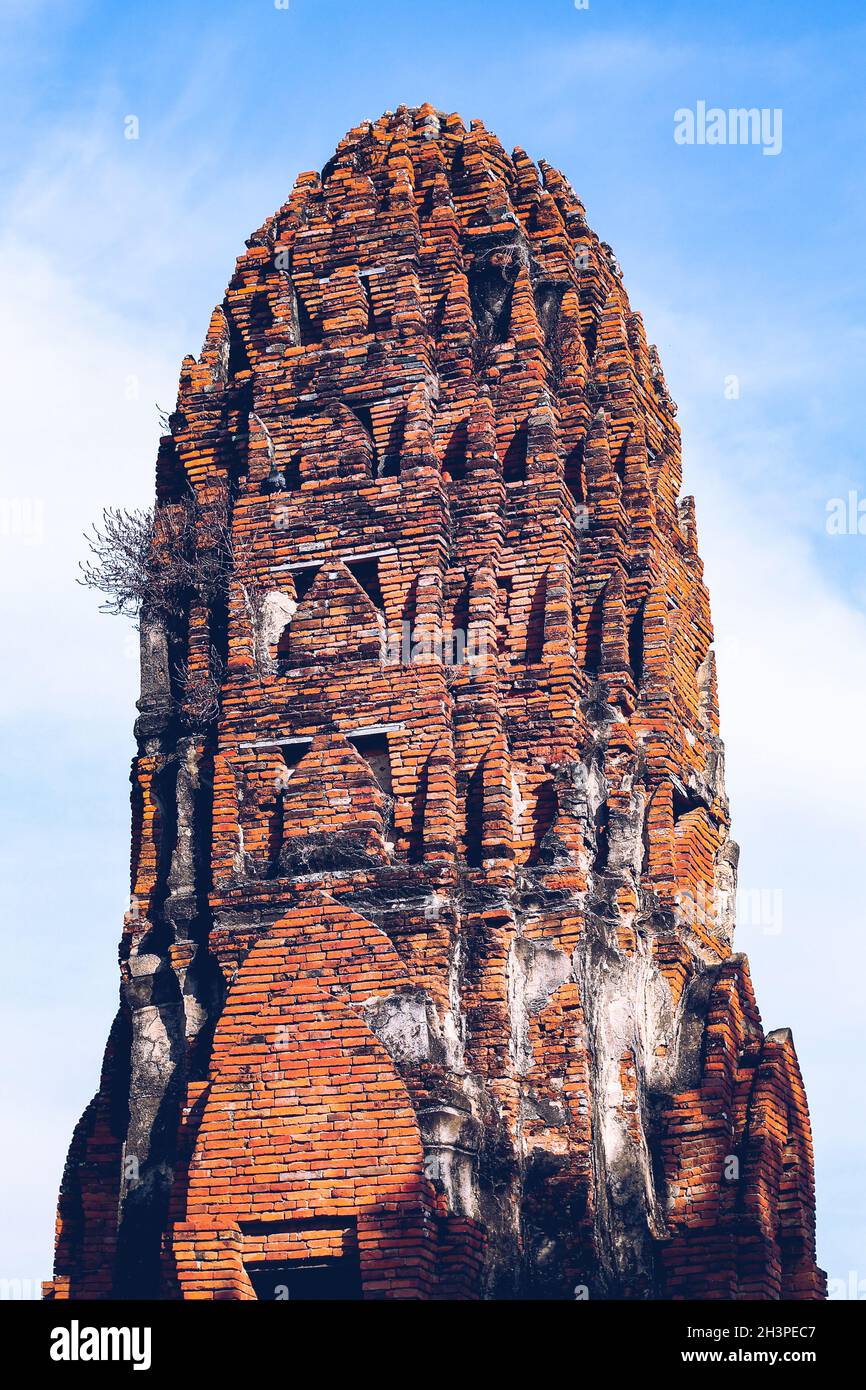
<box><xmin>46</xmin><ymin>106</ymin><xmax>822</xmax><ymax>1303</ymax></box>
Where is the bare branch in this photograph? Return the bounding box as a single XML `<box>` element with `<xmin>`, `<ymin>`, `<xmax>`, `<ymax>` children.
<box><xmin>78</xmin><ymin>483</ymin><xmax>239</xmax><ymax>624</ymax></box>
<box><xmin>174</xmin><ymin>644</ymin><xmax>226</xmax><ymax>727</ymax></box>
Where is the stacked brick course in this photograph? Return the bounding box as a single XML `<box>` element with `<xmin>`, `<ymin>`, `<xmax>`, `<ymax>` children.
<box><xmin>46</xmin><ymin>106</ymin><xmax>823</xmax><ymax>1300</ymax></box>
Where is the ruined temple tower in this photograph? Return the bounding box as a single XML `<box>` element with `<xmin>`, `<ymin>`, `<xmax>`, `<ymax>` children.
<box><xmin>47</xmin><ymin>107</ymin><xmax>823</xmax><ymax>1300</ymax></box>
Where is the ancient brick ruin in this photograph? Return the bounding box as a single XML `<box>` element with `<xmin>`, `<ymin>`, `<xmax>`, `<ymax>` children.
<box><xmin>47</xmin><ymin>106</ymin><xmax>824</xmax><ymax>1301</ymax></box>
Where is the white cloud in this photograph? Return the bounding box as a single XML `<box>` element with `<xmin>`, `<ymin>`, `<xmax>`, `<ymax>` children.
<box><xmin>0</xmin><ymin>237</ymin><xmax>169</xmax><ymax>716</ymax></box>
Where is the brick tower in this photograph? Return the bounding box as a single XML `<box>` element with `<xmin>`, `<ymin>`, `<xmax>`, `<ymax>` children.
<box><xmin>47</xmin><ymin>106</ymin><xmax>823</xmax><ymax>1301</ymax></box>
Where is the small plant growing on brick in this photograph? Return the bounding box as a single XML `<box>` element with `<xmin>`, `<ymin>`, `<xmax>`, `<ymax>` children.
<box><xmin>471</xmin><ymin>326</ymin><xmax>497</xmax><ymax>377</ymax></box>
<box><xmin>78</xmin><ymin>483</ymin><xmax>237</xmax><ymax>623</ymax></box>
<box><xmin>174</xmin><ymin>644</ymin><xmax>226</xmax><ymax>728</ymax></box>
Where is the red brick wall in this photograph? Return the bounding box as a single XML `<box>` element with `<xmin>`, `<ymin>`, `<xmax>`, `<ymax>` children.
<box><xmin>48</xmin><ymin>105</ymin><xmax>822</xmax><ymax>1301</ymax></box>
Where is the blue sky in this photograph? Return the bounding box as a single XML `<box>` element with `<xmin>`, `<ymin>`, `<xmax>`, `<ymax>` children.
<box><xmin>1</xmin><ymin>0</ymin><xmax>864</xmax><ymax>1297</ymax></box>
